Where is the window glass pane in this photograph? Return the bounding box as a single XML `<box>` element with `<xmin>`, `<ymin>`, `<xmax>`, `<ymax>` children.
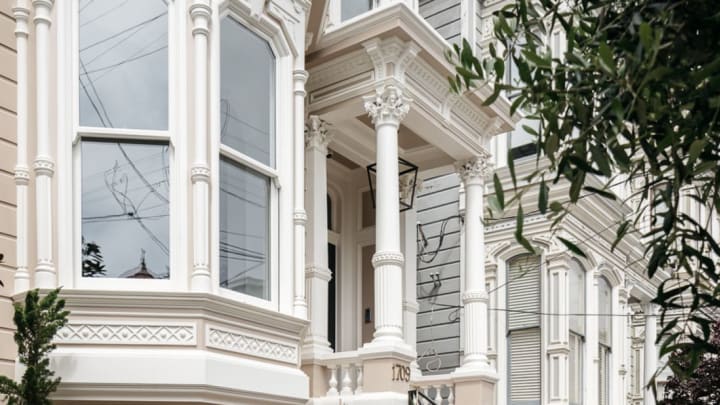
<box><xmin>81</xmin><ymin>140</ymin><xmax>170</xmax><ymax>279</ymax></box>
<box><xmin>598</xmin><ymin>276</ymin><xmax>613</xmax><ymax>346</ymax></box>
<box><xmin>220</xmin><ymin>17</ymin><xmax>275</xmax><ymax>167</ymax></box>
<box><xmin>569</xmin><ymin>260</ymin><xmax>586</xmax><ymax>335</ymax></box>
<box><xmin>79</xmin><ymin>0</ymin><xmax>168</xmax><ymax>130</ymax></box>
<box><xmin>342</xmin><ymin>0</ymin><xmax>373</xmax><ymax>21</ymax></box>
<box><xmin>219</xmin><ymin>158</ymin><xmax>270</xmax><ymax>299</ymax></box>
<box><xmin>569</xmin><ymin>333</ymin><xmax>583</xmax><ymax>405</ymax></box>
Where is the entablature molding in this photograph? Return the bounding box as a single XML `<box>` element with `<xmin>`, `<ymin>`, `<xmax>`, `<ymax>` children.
<box><xmin>40</xmin><ymin>290</ymin><xmax>309</xmax><ymax>341</ymax></box>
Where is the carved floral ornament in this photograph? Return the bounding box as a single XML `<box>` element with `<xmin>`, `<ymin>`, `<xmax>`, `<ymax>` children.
<box><xmin>454</xmin><ymin>151</ymin><xmax>493</xmax><ymax>182</ymax></box>
<box><xmin>363</xmin><ymin>85</ymin><xmax>412</xmax><ymax>126</ymax></box>
<box><xmin>305</xmin><ymin>115</ymin><xmax>333</xmax><ymax>150</ymax></box>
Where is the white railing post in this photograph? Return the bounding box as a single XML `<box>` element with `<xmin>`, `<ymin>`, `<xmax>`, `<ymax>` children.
<box><xmin>340</xmin><ymin>364</ymin><xmax>353</xmax><ymax>396</ymax></box>
<box><xmin>355</xmin><ymin>363</ymin><xmax>363</xmax><ymax>394</ymax></box>
<box><xmin>327</xmin><ymin>364</ymin><xmax>339</xmax><ymax>396</ymax></box>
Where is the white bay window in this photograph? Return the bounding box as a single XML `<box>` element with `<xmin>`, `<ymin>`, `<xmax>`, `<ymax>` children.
<box><xmin>77</xmin><ymin>0</ymin><xmax>172</xmax><ymax>283</ymax></box>
<box><xmin>218</xmin><ymin>15</ymin><xmax>278</xmax><ymax>301</ymax></box>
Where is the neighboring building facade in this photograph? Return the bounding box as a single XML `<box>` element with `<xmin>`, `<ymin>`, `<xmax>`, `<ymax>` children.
<box><xmin>0</xmin><ymin>0</ymin><xmax>691</xmax><ymax>404</ymax></box>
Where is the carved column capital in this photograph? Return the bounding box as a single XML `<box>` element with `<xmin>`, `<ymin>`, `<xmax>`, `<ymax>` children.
<box><xmin>31</xmin><ymin>0</ymin><xmax>53</xmax><ymax>25</ymax></box>
<box><xmin>13</xmin><ymin>2</ymin><xmax>31</xmax><ymax>37</ymax></box>
<box><xmin>363</xmin><ymin>85</ymin><xmax>411</xmax><ymax>127</ymax></box>
<box><xmin>305</xmin><ymin>115</ymin><xmax>333</xmax><ymax>152</ymax></box>
<box><xmin>189</xmin><ymin>0</ymin><xmax>212</xmax><ymax>36</ymax></box>
<box><xmin>454</xmin><ymin>151</ymin><xmax>492</xmax><ymax>184</ymax></box>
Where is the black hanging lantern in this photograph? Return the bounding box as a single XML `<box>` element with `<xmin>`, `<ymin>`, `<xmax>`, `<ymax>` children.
<box><xmin>366</xmin><ymin>157</ymin><xmax>419</xmax><ymax>212</ymax></box>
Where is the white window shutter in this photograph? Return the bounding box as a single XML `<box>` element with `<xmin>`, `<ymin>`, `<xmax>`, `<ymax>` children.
<box><xmin>507</xmin><ymin>255</ymin><xmax>542</xmax><ymax>405</ymax></box>
<box><xmin>507</xmin><ymin>255</ymin><xmax>541</xmax><ymax>329</ymax></box>
<box><xmin>509</xmin><ymin>328</ymin><xmax>541</xmax><ymax>404</ymax></box>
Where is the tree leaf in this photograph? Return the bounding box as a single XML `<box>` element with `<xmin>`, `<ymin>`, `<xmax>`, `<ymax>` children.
<box><xmin>598</xmin><ymin>42</ymin><xmax>615</xmax><ymax>74</ymax></box>
<box><xmin>494</xmin><ymin>173</ymin><xmax>504</xmax><ymax>208</ymax></box>
<box><xmin>539</xmin><ymin>177</ymin><xmax>549</xmax><ymax>214</ymax></box>
<box><xmin>558</xmin><ymin>236</ymin><xmax>587</xmax><ymax>258</ymax></box>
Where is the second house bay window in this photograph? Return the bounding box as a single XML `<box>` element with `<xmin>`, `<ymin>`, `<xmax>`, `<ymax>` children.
<box><xmin>219</xmin><ymin>16</ymin><xmax>277</xmax><ymax>300</ymax></box>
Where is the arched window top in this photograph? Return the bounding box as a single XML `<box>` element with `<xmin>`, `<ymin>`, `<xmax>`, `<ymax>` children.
<box><xmin>220</xmin><ymin>15</ymin><xmax>276</xmax><ymax>167</ymax></box>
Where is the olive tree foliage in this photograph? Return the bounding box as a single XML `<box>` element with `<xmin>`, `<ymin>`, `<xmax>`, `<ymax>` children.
<box><xmin>448</xmin><ymin>0</ymin><xmax>720</xmax><ymax>385</ymax></box>
<box><xmin>0</xmin><ymin>289</ymin><xmax>69</xmax><ymax>404</ymax></box>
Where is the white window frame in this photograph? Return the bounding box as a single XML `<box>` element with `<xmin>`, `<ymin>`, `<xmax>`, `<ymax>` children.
<box><xmin>210</xmin><ymin>2</ymin><xmax>292</xmax><ymax>311</ymax></box>
<box><xmin>70</xmin><ymin>0</ymin><xmax>182</xmax><ymax>292</ymax></box>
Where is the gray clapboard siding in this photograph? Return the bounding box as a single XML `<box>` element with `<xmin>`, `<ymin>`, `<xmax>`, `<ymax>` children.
<box><xmin>419</xmin><ymin>0</ymin><xmax>462</xmax><ymax>45</ymax></box>
<box><xmin>416</xmin><ymin>171</ymin><xmax>463</xmax><ymax>375</ymax></box>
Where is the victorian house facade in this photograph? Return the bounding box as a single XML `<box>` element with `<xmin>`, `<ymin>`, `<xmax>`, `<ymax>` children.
<box><xmin>0</xmin><ymin>0</ymin><xmax>685</xmax><ymax>404</ymax></box>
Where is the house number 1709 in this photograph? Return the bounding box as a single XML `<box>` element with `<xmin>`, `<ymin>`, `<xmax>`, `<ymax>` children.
<box><xmin>392</xmin><ymin>364</ymin><xmax>410</xmax><ymax>382</ymax></box>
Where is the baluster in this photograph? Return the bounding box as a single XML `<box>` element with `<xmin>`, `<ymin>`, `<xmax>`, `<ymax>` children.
<box><xmin>434</xmin><ymin>384</ymin><xmax>442</xmax><ymax>403</ymax></box>
<box><xmin>355</xmin><ymin>363</ymin><xmax>363</xmax><ymax>394</ymax></box>
<box><xmin>424</xmin><ymin>386</ymin><xmax>433</xmax><ymax>402</ymax></box>
<box><xmin>327</xmin><ymin>364</ymin><xmax>339</xmax><ymax>396</ymax></box>
<box><xmin>447</xmin><ymin>384</ymin><xmax>455</xmax><ymax>405</ymax></box>
<box><xmin>340</xmin><ymin>364</ymin><xmax>353</xmax><ymax>396</ymax></box>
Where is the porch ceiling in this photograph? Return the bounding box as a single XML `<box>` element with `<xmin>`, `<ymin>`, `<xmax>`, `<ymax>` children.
<box><xmin>305</xmin><ymin>2</ymin><xmax>518</xmax><ymax>170</ymax></box>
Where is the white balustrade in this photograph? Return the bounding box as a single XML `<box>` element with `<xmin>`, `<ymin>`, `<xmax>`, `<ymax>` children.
<box><xmin>411</xmin><ymin>374</ymin><xmax>456</xmax><ymax>405</ymax></box>
<box><xmin>319</xmin><ymin>351</ymin><xmax>364</xmax><ymax>398</ymax></box>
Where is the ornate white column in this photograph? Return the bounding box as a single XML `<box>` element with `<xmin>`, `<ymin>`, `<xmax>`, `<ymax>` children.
<box><xmin>32</xmin><ymin>0</ymin><xmax>55</xmax><ymax>289</ymax></box>
<box><xmin>189</xmin><ymin>0</ymin><xmax>212</xmax><ymax>292</ymax></box>
<box><xmin>545</xmin><ymin>251</ymin><xmax>571</xmax><ymax>404</ymax></box>
<box><xmin>617</xmin><ymin>287</ymin><xmax>631</xmax><ymax>405</ymax></box>
<box><xmin>643</xmin><ymin>302</ymin><xmax>658</xmax><ymax>405</ymax></box>
<box><xmin>453</xmin><ymin>154</ymin><xmax>495</xmax><ymax>375</ymax></box>
<box><xmin>363</xmin><ymin>85</ymin><xmax>409</xmax><ymax>346</ymax></box>
<box><xmin>585</xmin><ymin>271</ymin><xmax>600</xmax><ymax>405</ymax></box>
<box><xmin>303</xmin><ymin>115</ymin><xmax>333</xmax><ymax>358</ymax></box>
<box><xmin>293</xmin><ymin>67</ymin><xmax>309</xmax><ymax>318</ymax></box>
<box><xmin>13</xmin><ymin>1</ymin><xmax>31</xmax><ymax>293</ymax></box>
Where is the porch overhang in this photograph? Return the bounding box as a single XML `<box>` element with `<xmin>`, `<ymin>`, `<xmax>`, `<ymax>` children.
<box><xmin>306</xmin><ymin>2</ymin><xmax>517</xmax><ymax>170</ymax></box>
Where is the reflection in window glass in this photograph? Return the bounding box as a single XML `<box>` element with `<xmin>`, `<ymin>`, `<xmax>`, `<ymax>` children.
<box><xmin>220</xmin><ymin>17</ymin><xmax>275</xmax><ymax>167</ymax></box>
<box><xmin>78</xmin><ymin>0</ymin><xmax>168</xmax><ymax>130</ymax></box>
<box><xmin>219</xmin><ymin>158</ymin><xmax>270</xmax><ymax>299</ymax></box>
<box><xmin>342</xmin><ymin>0</ymin><xmax>373</xmax><ymax>21</ymax></box>
<box><xmin>569</xmin><ymin>260</ymin><xmax>586</xmax><ymax>335</ymax></box>
<box><xmin>81</xmin><ymin>140</ymin><xmax>170</xmax><ymax>279</ymax></box>
<box><xmin>598</xmin><ymin>276</ymin><xmax>613</xmax><ymax>345</ymax></box>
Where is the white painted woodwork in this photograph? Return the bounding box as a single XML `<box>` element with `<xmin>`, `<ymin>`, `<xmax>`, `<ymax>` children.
<box><xmin>190</xmin><ymin>0</ymin><xmax>212</xmax><ymax>292</ymax></box>
<box><xmin>13</xmin><ymin>0</ymin><xmax>31</xmax><ymax>293</ymax></box>
<box><xmin>293</xmin><ymin>66</ymin><xmax>309</xmax><ymax>318</ymax></box>
<box><xmin>303</xmin><ymin>115</ymin><xmax>333</xmax><ymax>358</ymax></box>
<box><xmin>33</xmin><ymin>0</ymin><xmax>56</xmax><ymax>289</ymax></box>
<box><xmin>364</xmin><ymin>85</ymin><xmax>409</xmax><ymax>345</ymax></box>
<box><xmin>643</xmin><ymin>303</ymin><xmax>658</xmax><ymax>405</ymax></box>
<box><xmin>454</xmin><ymin>154</ymin><xmax>493</xmax><ymax>372</ymax></box>
<box><xmin>585</xmin><ymin>271</ymin><xmax>600</xmax><ymax>405</ymax></box>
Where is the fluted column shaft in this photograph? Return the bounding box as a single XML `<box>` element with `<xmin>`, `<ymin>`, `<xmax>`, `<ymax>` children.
<box><xmin>455</xmin><ymin>155</ymin><xmax>493</xmax><ymax>370</ymax></box>
<box><xmin>363</xmin><ymin>85</ymin><xmax>409</xmax><ymax>344</ymax></box>
<box><xmin>32</xmin><ymin>0</ymin><xmax>55</xmax><ymax>288</ymax></box>
<box><xmin>643</xmin><ymin>302</ymin><xmax>658</xmax><ymax>405</ymax></box>
<box><xmin>13</xmin><ymin>1</ymin><xmax>30</xmax><ymax>292</ymax></box>
<box><xmin>189</xmin><ymin>0</ymin><xmax>211</xmax><ymax>291</ymax></box>
<box><xmin>293</xmin><ymin>68</ymin><xmax>308</xmax><ymax>318</ymax></box>
<box><xmin>303</xmin><ymin>116</ymin><xmax>332</xmax><ymax>357</ymax></box>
